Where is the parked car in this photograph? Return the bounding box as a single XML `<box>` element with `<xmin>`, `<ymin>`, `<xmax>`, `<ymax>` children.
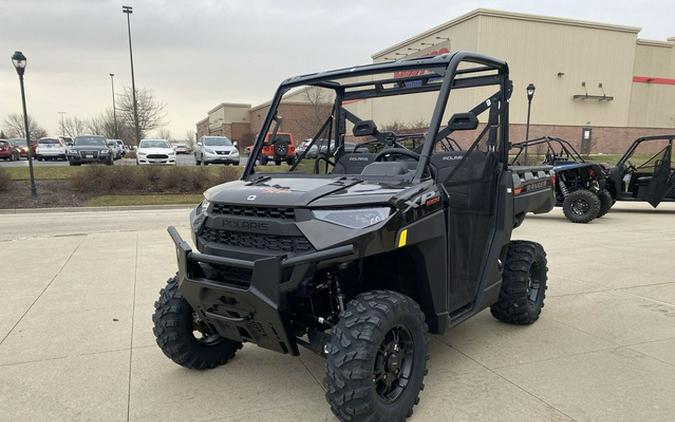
<box><xmin>173</xmin><ymin>143</ymin><xmax>192</xmax><ymax>154</ymax></box>
<box><xmin>9</xmin><ymin>138</ymin><xmax>36</xmax><ymax>159</ymax></box>
<box><xmin>111</xmin><ymin>139</ymin><xmax>126</xmax><ymax>157</ymax></box>
<box><xmin>194</xmin><ymin>136</ymin><xmax>239</xmax><ymax>165</ymax></box>
<box><xmin>59</xmin><ymin>136</ymin><xmax>74</xmax><ymax>147</ymax></box>
<box><xmin>107</xmin><ymin>140</ymin><xmax>123</xmax><ymax>160</ymax></box>
<box><xmin>35</xmin><ymin>137</ymin><xmax>67</xmax><ymax>161</ymax></box>
<box><xmin>68</xmin><ymin>135</ymin><xmax>113</xmax><ymax>166</ymax></box>
<box><xmin>0</xmin><ymin>139</ymin><xmax>20</xmax><ymax>161</ymax></box>
<box><xmin>258</xmin><ymin>132</ymin><xmax>296</xmax><ymax>165</ymax></box>
<box><xmin>137</xmin><ymin>138</ymin><xmax>176</xmax><ymax>165</ymax></box>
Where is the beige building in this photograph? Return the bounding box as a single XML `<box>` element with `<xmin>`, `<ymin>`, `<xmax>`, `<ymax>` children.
<box><xmin>196</xmin><ymin>103</ymin><xmax>252</xmax><ymax>145</ymax></box>
<box><xmin>371</xmin><ymin>9</ymin><xmax>675</xmax><ymax>153</ymax></box>
<box><xmin>198</xmin><ymin>9</ymin><xmax>675</xmax><ymax>153</ymax></box>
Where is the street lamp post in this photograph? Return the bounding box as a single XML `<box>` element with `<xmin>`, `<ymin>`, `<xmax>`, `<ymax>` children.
<box><xmin>109</xmin><ymin>73</ymin><xmax>118</xmax><ymax>138</ymax></box>
<box><xmin>122</xmin><ymin>5</ymin><xmax>140</xmax><ymax>145</ymax></box>
<box><xmin>524</xmin><ymin>83</ymin><xmax>536</xmax><ymax>165</ymax></box>
<box><xmin>11</xmin><ymin>51</ymin><xmax>37</xmax><ymax>198</ymax></box>
<box><xmin>58</xmin><ymin>111</ymin><xmax>66</xmax><ymax>136</ymax></box>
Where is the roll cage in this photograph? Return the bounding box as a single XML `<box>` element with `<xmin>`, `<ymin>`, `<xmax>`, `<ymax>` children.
<box><xmin>243</xmin><ymin>51</ymin><xmax>511</xmax><ymax>183</ymax></box>
<box><xmin>510</xmin><ymin>136</ymin><xmax>586</xmax><ymax>166</ymax></box>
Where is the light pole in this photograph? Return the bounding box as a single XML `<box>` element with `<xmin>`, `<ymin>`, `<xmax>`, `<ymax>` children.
<box><xmin>122</xmin><ymin>5</ymin><xmax>140</xmax><ymax>145</ymax></box>
<box><xmin>524</xmin><ymin>83</ymin><xmax>536</xmax><ymax>165</ymax></box>
<box><xmin>11</xmin><ymin>51</ymin><xmax>37</xmax><ymax>198</ymax></box>
<box><xmin>109</xmin><ymin>73</ymin><xmax>118</xmax><ymax>138</ymax></box>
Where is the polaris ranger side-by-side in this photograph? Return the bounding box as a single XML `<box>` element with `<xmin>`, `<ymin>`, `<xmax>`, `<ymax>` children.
<box><xmin>153</xmin><ymin>51</ymin><xmax>555</xmax><ymax>421</ymax></box>
<box><xmin>510</xmin><ymin>136</ymin><xmax>611</xmax><ymax>223</ymax></box>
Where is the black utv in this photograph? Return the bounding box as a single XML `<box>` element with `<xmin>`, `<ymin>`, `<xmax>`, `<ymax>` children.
<box><xmin>153</xmin><ymin>51</ymin><xmax>555</xmax><ymax>421</ymax></box>
<box><xmin>606</xmin><ymin>135</ymin><xmax>675</xmax><ymax>207</ymax></box>
<box><xmin>511</xmin><ymin>136</ymin><xmax>611</xmax><ymax>223</ymax></box>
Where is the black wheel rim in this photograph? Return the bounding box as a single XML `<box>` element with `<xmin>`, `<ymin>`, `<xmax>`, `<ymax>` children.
<box><xmin>192</xmin><ymin>312</ymin><xmax>224</xmax><ymax>346</ymax></box>
<box><xmin>571</xmin><ymin>198</ymin><xmax>590</xmax><ymax>216</ymax></box>
<box><xmin>373</xmin><ymin>325</ymin><xmax>414</xmax><ymax>403</ymax></box>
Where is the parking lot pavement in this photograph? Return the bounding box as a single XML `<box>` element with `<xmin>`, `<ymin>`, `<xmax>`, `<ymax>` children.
<box><xmin>1</xmin><ymin>202</ymin><xmax>675</xmax><ymax>421</ymax></box>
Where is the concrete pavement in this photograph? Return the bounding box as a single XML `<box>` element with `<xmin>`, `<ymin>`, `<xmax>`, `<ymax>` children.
<box><xmin>1</xmin><ymin>203</ymin><xmax>675</xmax><ymax>421</ymax></box>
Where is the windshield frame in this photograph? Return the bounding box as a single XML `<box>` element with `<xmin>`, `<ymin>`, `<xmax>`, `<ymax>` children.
<box><xmin>242</xmin><ymin>51</ymin><xmax>510</xmax><ymax>183</ymax></box>
<box><xmin>202</xmin><ymin>136</ymin><xmax>233</xmax><ymax>147</ymax></box>
<box><xmin>74</xmin><ymin>136</ymin><xmax>107</xmax><ymax>147</ymax></box>
<box><xmin>139</xmin><ymin>139</ymin><xmax>171</xmax><ymax>149</ymax></box>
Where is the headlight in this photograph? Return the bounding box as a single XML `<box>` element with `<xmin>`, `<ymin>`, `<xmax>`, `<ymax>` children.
<box><xmin>204</xmin><ymin>148</ymin><xmax>215</xmax><ymax>154</ymax></box>
<box><xmin>138</xmin><ymin>151</ymin><xmax>147</xmax><ymax>156</ymax></box>
<box><xmin>231</xmin><ymin>149</ymin><xmax>239</xmax><ymax>156</ymax></box>
<box><xmin>199</xmin><ymin>198</ymin><xmax>211</xmax><ymax>213</ymax></box>
<box><xmin>313</xmin><ymin>207</ymin><xmax>391</xmax><ymax>229</ymax></box>
<box><xmin>100</xmin><ymin>149</ymin><xmax>109</xmax><ymax>154</ymax></box>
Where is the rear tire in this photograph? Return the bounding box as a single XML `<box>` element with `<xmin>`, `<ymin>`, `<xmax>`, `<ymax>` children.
<box><xmin>562</xmin><ymin>189</ymin><xmax>600</xmax><ymax>223</ymax></box>
<box><xmin>325</xmin><ymin>290</ymin><xmax>429</xmax><ymax>422</ymax></box>
<box><xmin>153</xmin><ymin>275</ymin><xmax>242</xmax><ymax>370</ymax></box>
<box><xmin>597</xmin><ymin>189</ymin><xmax>614</xmax><ymax>218</ymax></box>
<box><xmin>491</xmin><ymin>241</ymin><xmax>548</xmax><ymax>325</ymax></box>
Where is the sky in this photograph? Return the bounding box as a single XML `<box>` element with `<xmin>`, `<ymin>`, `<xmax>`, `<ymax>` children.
<box><xmin>1</xmin><ymin>0</ymin><xmax>673</xmax><ymax>139</ymax></box>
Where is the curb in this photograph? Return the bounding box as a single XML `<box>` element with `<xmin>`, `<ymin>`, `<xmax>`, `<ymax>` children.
<box><xmin>0</xmin><ymin>204</ymin><xmax>194</xmax><ymax>215</ymax></box>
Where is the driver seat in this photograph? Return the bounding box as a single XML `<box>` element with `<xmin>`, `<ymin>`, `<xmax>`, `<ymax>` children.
<box><xmin>332</xmin><ymin>153</ymin><xmax>376</xmax><ymax>174</ymax></box>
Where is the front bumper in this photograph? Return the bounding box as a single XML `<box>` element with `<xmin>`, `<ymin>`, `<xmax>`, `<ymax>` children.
<box><xmin>138</xmin><ymin>157</ymin><xmax>176</xmax><ymax>165</ymax></box>
<box><xmin>168</xmin><ymin>226</ymin><xmax>354</xmax><ymax>355</ymax></box>
<box><xmin>68</xmin><ymin>154</ymin><xmax>110</xmax><ymax>164</ymax></box>
<box><xmin>203</xmin><ymin>153</ymin><xmax>239</xmax><ymax>164</ymax></box>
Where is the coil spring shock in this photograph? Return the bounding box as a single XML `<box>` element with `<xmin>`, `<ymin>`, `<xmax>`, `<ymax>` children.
<box><xmin>558</xmin><ymin>178</ymin><xmax>570</xmax><ymax>197</ymax></box>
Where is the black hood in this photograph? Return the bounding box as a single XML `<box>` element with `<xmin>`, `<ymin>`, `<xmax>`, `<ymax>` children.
<box><xmin>204</xmin><ymin>176</ymin><xmax>424</xmax><ymax>208</ymax></box>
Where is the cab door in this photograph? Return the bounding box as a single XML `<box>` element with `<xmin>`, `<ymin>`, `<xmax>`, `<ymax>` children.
<box><xmin>645</xmin><ymin>142</ymin><xmax>673</xmax><ymax>207</ymax></box>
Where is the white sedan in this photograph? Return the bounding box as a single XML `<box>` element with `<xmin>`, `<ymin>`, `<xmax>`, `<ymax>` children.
<box><xmin>136</xmin><ymin>139</ymin><xmax>176</xmax><ymax>165</ymax></box>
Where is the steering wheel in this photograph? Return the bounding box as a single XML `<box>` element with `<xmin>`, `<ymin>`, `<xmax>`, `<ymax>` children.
<box><xmin>625</xmin><ymin>161</ymin><xmax>637</xmax><ymax>173</ymax></box>
<box><xmin>313</xmin><ymin>153</ymin><xmax>335</xmax><ymax>174</ymax></box>
<box><xmin>373</xmin><ymin>148</ymin><xmax>436</xmax><ymax>179</ymax></box>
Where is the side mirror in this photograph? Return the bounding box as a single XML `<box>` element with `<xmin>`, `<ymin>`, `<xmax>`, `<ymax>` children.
<box><xmin>233</xmin><ymin>141</ymin><xmax>238</xmax><ymax>147</ymax></box>
<box><xmin>447</xmin><ymin>112</ymin><xmax>479</xmax><ymax>131</ymax></box>
<box><xmin>197</xmin><ymin>142</ymin><xmax>202</xmax><ymax>147</ymax></box>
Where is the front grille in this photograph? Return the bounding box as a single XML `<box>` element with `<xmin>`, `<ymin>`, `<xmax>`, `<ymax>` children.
<box><xmin>79</xmin><ymin>150</ymin><xmax>98</xmax><ymax>158</ymax></box>
<box><xmin>216</xmin><ymin>150</ymin><xmax>229</xmax><ymax>155</ymax></box>
<box><xmin>201</xmin><ymin>227</ymin><xmax>314</xmax><ymax>254</ymax></box>
<box><xmin>211</xmin><ymin>204</ymin><xmax>296</xmax><ymax>220</ymax></box>
<box><xmin>147</xmin><ymin>154</ymin><xmax>168</xmax><ymax>159</ymax></box>
<box><xmin>209</xmin><ymin>263</ymin><xmax>252</xmax><ymax>287</ymax></box>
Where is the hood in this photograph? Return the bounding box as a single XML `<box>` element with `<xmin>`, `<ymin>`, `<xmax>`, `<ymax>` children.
<box><xmin>138</xmin><ymin>147</ymin><xmax>174</xmax><ymax>154</ymax></box>
<box><xmin>70</xmin><ymin>144</ymin><xmax>108</xmax><ymax>151</ymax></box>
<box><xmin>204</xmin><ymin>145</ymin><xmax>236</xmax><ymax>152</ymax></box>
<box><xmin>204</xmin><ymin>176</ymin><xmax>421</xmax><ymax>208</ymax></box>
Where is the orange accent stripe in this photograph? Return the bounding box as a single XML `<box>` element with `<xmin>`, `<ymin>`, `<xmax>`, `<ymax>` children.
<box><xmin>633</xmin><ymin>76</ymin><xmax>675</xmax><ymax>85</ymax></box>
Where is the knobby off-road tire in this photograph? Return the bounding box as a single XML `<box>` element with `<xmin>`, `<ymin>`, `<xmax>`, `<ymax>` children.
<box><xmin>597</xmin><ymin>189</ymin><xmax>614</xmax><ymax>218</ymax></box>
<box><xmin>325</xmin><ymin>290</ymin><xmax>429</xmax><ymax>422</ymax></box>
<box><xmin>562</xmin><ymin>189</ymin><xmax>600</xmax><ymax>223</ymax></box>
<box><xmin>153</xmin><ymin>275</ymin><xmax>242</xmax><ymax>370</ymax></box>
<box><xmin>491</xmin><ymin>241</ymin><xmax>548</xmax><ymax>325</ymax></box>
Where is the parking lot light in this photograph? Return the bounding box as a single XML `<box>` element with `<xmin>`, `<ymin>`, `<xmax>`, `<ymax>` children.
<box><xmin>11</xmin><ymin>51</ymin><xmax>37</xmax><ymax>198</ymax></box>
<box><xmin>524</xmin><ymin>83</ymin><xmax>536</xmax><ymax>164</ymax></box>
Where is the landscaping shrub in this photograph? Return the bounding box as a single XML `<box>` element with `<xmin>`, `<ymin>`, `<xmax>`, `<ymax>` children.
<box><xmin>69</xmin><ymin>165</ymin><xmax>242</xmax><ymax>195</ymax></box>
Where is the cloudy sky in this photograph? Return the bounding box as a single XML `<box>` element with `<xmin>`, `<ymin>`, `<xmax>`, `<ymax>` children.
<box><xmin>1</xmin><ymin>0</ymin><xmax>673</xmax><ymax>138</ymax></box>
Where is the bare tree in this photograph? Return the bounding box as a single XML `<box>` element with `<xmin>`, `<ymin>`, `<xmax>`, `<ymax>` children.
<box><xmin>288</xmin><ymin>87</ymin><xmax>333</xmax><ymax>140</ymax></box>
<box><xmin>117</xmin><ymin>87</ymin><xmax>167</xmax><ymax>141</ymax></box>
<box><xmin>3</xmin><ymin>113</ymin><xmax>47</xmax><ymax>139</ymax></box>
<box><xmin>87</xmin><ymin>109</ymin><xmax>121</xmax><ymax>139</ymax></box>
<box><xmin>185</xmin><ymin>129</ymin><xmax>196</xmax><ymax>147</ymax></box>
<box><xmin>157</xmin><ymin>128</ymin><xmax>172</xmax><ymax>141</ymax></box>
<box><xmin>61</xmin><ymin>116</ymin><xmax>87</xmax><ymax>138</ymax></box>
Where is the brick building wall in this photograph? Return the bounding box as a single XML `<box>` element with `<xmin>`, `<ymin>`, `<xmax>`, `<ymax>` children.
<box><xmin>249</xmin><ymin>103</ymin><xmax>334</xmax><ymax>146</ymax></box>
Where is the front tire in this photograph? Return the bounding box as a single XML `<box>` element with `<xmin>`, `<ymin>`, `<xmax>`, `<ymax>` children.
<box><xmin>325</xmin><ymin>290</ymin><xmax>429</xmax><ymax>422</ymax></box>
<box><xmin>152</xmin><ymin>275</ymin><xmax>242</xmax><ymax>370</ymax></box>
<box><xmin>562</xmin><ymin>189</ymin><xmax>600</xmax><ymax>223</ymax></box>
<box><xmin>491</xmin><ymin>241</ymin><xmax>548</xmax><ymax>325</ymax></box>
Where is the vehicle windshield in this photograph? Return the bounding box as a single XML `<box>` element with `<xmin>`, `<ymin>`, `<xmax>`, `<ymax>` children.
<box><xmin>246</xmin><ymin>55</ymin><xmax>507</xmax><ymax>184</ymax></box>
<box><xmin>139</xmin><ymin>139</ymin><xmax>171</xmax><ymax>149</ymax></box>
<box><xmin>203</xmin><ymin>137</ymin><xmax>232</xmax><ymax>147</ymax></box>
<box><xmin>39</xmin><ymin>139</ymin><xmax>61</xmax><ymax>145</ymax></box>
<box><xmin>74</xmin><ymin>136</ymin><xmax>107</xmax><ymax>146</ymax></box>
<box><xmin>11</xmin><ymin>139</ymin><xmax>27</xmax><ymax>146</ymax></box>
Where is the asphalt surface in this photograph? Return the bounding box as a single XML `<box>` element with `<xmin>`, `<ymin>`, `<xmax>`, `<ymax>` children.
<box><xmin>2</xmin><ymin>203</ymin><xmax>675</xmax><ymax>421</ymax></box>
